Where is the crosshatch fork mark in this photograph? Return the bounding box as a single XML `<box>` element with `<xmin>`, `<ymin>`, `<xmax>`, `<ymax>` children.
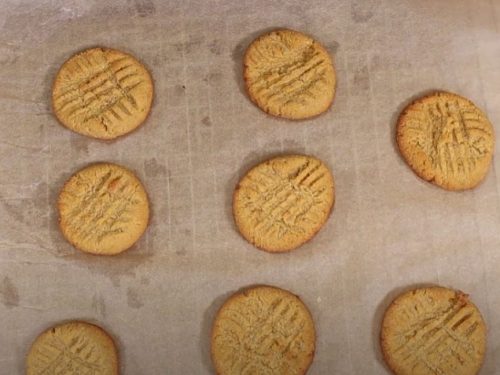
<box><xmin>31</xmin><ymin>334</ymin><xmax>104</xmax><ymax>374</ymax></box>
<box><xmin>383</xmin><ymin>288</ymin><xmax>486</xmax><ymax>375</ymax></box>
<box><xmin>54</xmin><ymin>53</ymin><xmax>143</xmax><ymax>122</ymax></box>
<box><xmin>243</xmin><ymin>159</ymin><xmax>330</xmax><ymax>238</ymax></box>
<box><xmin>234</xmin><ymin>155</ymin><xmax>334</xmax><ymax>252</ymax></box>
<box><xmin>52</xmin><ymin>48</ymin><xmax>152</xmax><ymax>138</ymax></box>
<box><xmin>399</xmin><ymin>93</ymin><xmax>494</xmax><ymax>190</ymax></box>
<box><xmin>63</xmin><ymin>171</ymin><xmax>139</xmax><ymax>244</ymax></box>
<box><xmin>212</xmin><ymin>287</ymin><xmax>315</xmax><ymax>375</ymax></box>
<box><xmin>58</xmin><ymin>163</ymin><xmax>149</xmax><ymax>254</ymax></box>
<box><xmin>242</xmin><ymin>298</ymin><xmax>307</xmax><ymax>356</ymax></box>
<box><xmin>394</xmin><ymin>302</ymin><xmax>476</xmax><ymax>362</ymax></box>
<box><xmin>247</xmin><ymin>38</ymin><xmax>328</xmax><ymax>109</ymax></box>
<box><xmin>54</xmin><ymin>56</ymin><xmax>129</xmax><ymax>100</ymax></box>
<box><xmin>55</xmin><ymin>57</ymin><xmax>140</xmax><ymax>109</ymax></box>
<box><xmin>244</xmin><ymin>29</ymin><xmax>335</xmax><ymax>119</ymax></box>
<box><xmin>219</xmin><ymin>300</ymin><xmax>307</xmax><ymax>370</ymax></box>
<box><xmin>423</xmin><ymin>101</ymin><xmax>478</xmax><ymax>177</ymax></box>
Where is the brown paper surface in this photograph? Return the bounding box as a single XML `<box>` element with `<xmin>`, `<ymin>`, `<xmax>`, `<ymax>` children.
<box><xmin>1</xmin><ymin>1</ymin><xmax>500</xmax><ymax>373</ymax></box>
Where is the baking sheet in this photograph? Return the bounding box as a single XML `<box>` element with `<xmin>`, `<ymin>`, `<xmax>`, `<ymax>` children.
<box><xmin>1</xmin><ymin>0</ymin><xmax>500</xmax><ymax>373</ymax></box>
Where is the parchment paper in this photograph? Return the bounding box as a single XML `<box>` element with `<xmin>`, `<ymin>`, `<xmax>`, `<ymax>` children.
<box><xmin>1</xmin><ymin>1</ymin><xmax>500</xmax><ymax>374</ymax></box>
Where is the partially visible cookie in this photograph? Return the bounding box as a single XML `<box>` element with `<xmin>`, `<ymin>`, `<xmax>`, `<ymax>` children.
<box><xmin>211</xmin><ymin>285</ymin><xmax>316</xmax><ymax>375</ymax></box>
<box><xmin>397</xmin><ymin>91</ymin><xmax>494</xmax><ymax>190</ymax></box>
<box><xmin>244</xmin><ymin>29</ymin><xmax>336</xmax><ymax>120</ymax></box>
<box><xmin>27</xmin><ymin>321</ymin><xmax>118</xmax><ymax>375</ymax></box>
<box><xmin>58</xmin><ymin>163</ymin><xmax>149</xmax><ymax>255</ymax></box>
<box><xmin>52</xmin><ymin>47</ymin><xmax>153</xmax><ymax>140</ymax></box>
<box><xmin>380</xmin><ymin>286</ymin><xmax>486</xmax><ymax>375</ymax></box>
<box><xmin>233</xmin><ymin>154</ymin><xmax>335</xmax><ymax>252</ymax></box>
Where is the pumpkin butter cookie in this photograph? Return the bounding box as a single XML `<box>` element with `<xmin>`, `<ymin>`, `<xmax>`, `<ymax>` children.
<box><xmin>211</xmin><ymin>285</ymin><xmax>316</xmax><ymax>375</ymax></box>
<box><xmin>58</xmin><ymin>163</ymin><xmax>149</xmax><ymax>255</ymax></box>
<box><xmin>52</xmin><ymin>47</ymin><xmax>153</xmax><ymax>140</ymax></box>
<box><xmin>397</xmin><ymin>91</ymin><xmax>494</xmax><ymax>190</ymax></box>
<box><xmin>27</xmin><ymin>321</ymin><xmax>118</xmax><ymax>375</ymax></box>
<box><xmin>244</xmin><ymin>29</ymin><xmax>336</xmax><ymax>120</ymax></box>
<box><xmin>381</xmin><ymin>286</ymin><xmax>486</xmax><ymax>375</ymax></box>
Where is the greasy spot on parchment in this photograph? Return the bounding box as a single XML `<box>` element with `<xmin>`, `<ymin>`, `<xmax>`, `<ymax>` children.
<box><xmin>325</xmin><ymin>41</ymin><xmax>339</xmax><ymax>54</ymax></box>
<box><xmin>202</xmin><ymin>116</ymin><xmax>212</xmax><ymax>127</ymax></box>
<box><xmin>282</xmin><ymin>139</ymin><xmax>306</xmax><ymax>155</ymax></box>
<box><xmin>33</xmin><ymin>182</ymin><xmax>48</xmax><ymax>211</ymax></box>
<box><xmin>352</xmin><ymin>63</ymin><xmax>370</xmax><ymax>91</ymax></box>
<box><xmin>171</xmin><ymin>84</ymin><xmax>186</xmax><ymax>101</ymax></box>
<box><xmin>0</xmin><ymin>197</ymin><xmax>25</xmax><ymax>223</ymax></box>
<box><xmin>91</xmin><ymin>293</ymin><xmax>107</xmax><ymax>317</ymax></box>
<box><xmin>1</xmin><ymin>184</ymin><xmax>48</xmax><ymax>229</ymax></box>
<box><xmin>207</xmin><ymin>71</ymin><xmax>223</xmax><ymax>84</ymax></box>
<box><xmin>133</xmin><ymin>0</ymin><xmax>156</xmax><ymax>17</ymax></box>
<box><xmin>183</xmin><ymin>36</ymin><xmax>203</xmax><ymax>55</ymax></box>
<box><xmin>351</xmin><ymin>2</ymin><xmax>374</xmax><ymax>23</ymax></box>
<box><xmin>208</xmin><ymin>40</ymin><xmax>223</xmax><ymax>56</ymax></box>
<box><xmin>176</xmin><ymin>248</ymin><xmax>187</xmax><ymax>256</ymax></box>
<box><xmin>127</xmin><ymin>288</ymin><xmax>144</xmax><ymax>309</ymax></box>
<box><xmin>64</xmin><ymin>251</ymin><xmax>153</xmax><ymax>287</ymax></box>
<box><xmin>144</xmin><ymin>158</ymin><xmax>168</xmax><ymax>178</ymax></box>
<box><xmin>0</xmin><ymin>276</ymin><xmax>20</xmax><ymax>308</ymax></box>
<box><xmin>70</xmin><ymin>136</ymin><xmax>90</xmax><ymax>155</ymax></box>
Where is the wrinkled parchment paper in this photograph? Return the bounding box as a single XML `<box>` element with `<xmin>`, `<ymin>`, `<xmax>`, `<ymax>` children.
<box><xmin>1</xmin><ymin>1</ymin><xmax>500</xmax><ymax>373</ymax></box>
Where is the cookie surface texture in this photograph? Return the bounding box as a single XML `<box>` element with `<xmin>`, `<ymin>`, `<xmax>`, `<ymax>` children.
<box><xmin>58</xmin><ymin>163</ymin><xmax>149</xmax><ymax>255</ymax></box>
<box><xmin>211</xmin><ymin>285</ymin><xmax>316</xmax><ymax>375</ymax></box>
<box><xmin>244</xmin><ymin>29</ymin><xmax>336</xmax><ymax>119</ymax></box>
<box><xmin>380</xmin><ymin>286</ymin><xmax>486</xmax><ymax>375</ymax></box>
<box><xmin>397</xmin><ymin>91</ymin><xmax>494</xmax><ymax>190</ymax></box>
<box><xmin>52</xmin><ymin>47</ymin><xmax>153</xmax><ymax>140</ymax></box>
<box><xmin>233</xmin><ymin>154</ymin><xmax>334</xmax><ymax>252</ymax></box>
<box><xmin>27</xmin><ymin>321</ymin><xmax>118</xmax><ymax>375</ymax></box>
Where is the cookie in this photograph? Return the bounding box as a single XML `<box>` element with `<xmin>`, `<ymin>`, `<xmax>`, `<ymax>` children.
<box><xmin>58</xmin><ymin>163</ymin><xmax>149</xmax><ymax>255</ymax></box>
<box><xmin>52</xmin><ymin>47</ymin><xmax>154</xmax><ymax>140</ymax></box>
<box><xmin>380</xmin><ymin>286</ymin><xmax>486</xmax><ymax>375</ymax></box>
<box><xmin>211</xmin><ymin>285</ymin><xmax>316</xmax><ymax>375</ymax></box>
<box><xmin>244</xmin><ymin>29</ymin><xmax>336</xmax><ymax>120</ymax></box>
<box><xmin>397</xmin><ymin>91</ymin><xmax>494</xmax><ymax>190</ymax></box>
<box><xmin>233</xmin><ymin>154</ymin><xmax>335</xmax><ymax>252</ymax></box>
<box><xmin>27</xmin><ymin>321</ymin><xmax>118</xmax><ymax>375</ymax></box>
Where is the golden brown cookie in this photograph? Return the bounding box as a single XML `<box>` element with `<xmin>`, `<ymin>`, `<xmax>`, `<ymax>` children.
<box><xmin>233</xmin><ymin>154</ymin><xmax>335</xmax><ymax>252</ymax></box>
<box><xmin>27</xmin><ymin>321</ymin><xmax>118</xmax><ymax>375</ymax></box>
<box><xmin>397</xmin><ymin>91</ymin><xmax>494</xmax><ymax>190</ymax></box>
<box><xmin>380</xmin><ymin>286</ymin><xmax>487</xmax><ymax>375</ymax></box>
<box><xmin>211</xmin><ymin>285</ymin><xmax>316</xmax><ymax>375</ymax></box>
<box><xmin>244</xmin><ymin>29</ymin><xmax>336</xmax><ymax>120</ymax></box>
<box><xmin>58</xmin><ymin>163</ymin><xmax>149</xmax><ymax>255</ymax></box>
<box><xmin>52</xmin><ymin>47</ymin><xmax>153</xmax><ymax>140</ymax></box>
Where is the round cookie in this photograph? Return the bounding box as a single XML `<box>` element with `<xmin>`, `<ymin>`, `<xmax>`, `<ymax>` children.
<box><xmin>52</xmin><ymin>47</ymin><xmax>154</xmax><ymax>140</ymax></box>
<box><xmin>244</xmin><ymin>29</ymin><xmax>336</xmax><ymax>120</ymax></box>
<box><xmin>233</xmin><ymin>154</ymin><xmax>335</xmax><ymax>252</ymax></box>
<box><xmin>380</xmin><ymin>286</ymin><xmax>486</xmax><ymax>375</ymax></box>
<box><xmin>27</xmin><ymin>321</ymin><xmax>118</xmax><ymax>375</ymax></box>
<box><xmin>397</xmin><ymin>91</ymin><xmax>494</xmax><ymax>190</ymax></box>
<box><xmin>211</xmin><ymin>285</ymin><xmax>316</xmax><ymax>375</ymax></box>
<box><xmin>58</xmin><ymin>163</ymin><xmax>149</xmax><ymax>255</ymax></box>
